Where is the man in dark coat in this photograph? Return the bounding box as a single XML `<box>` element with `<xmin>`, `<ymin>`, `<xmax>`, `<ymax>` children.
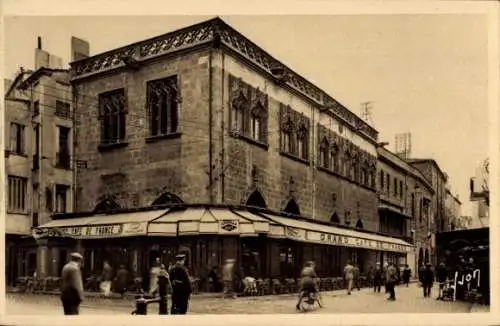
<box><xmin>115</xmin><ymin>265</ymin><xmax>129</xmax><ymax>297</ymax></box>
<box><xmin>422</xmin><ymin>263</ymin><xmax>434</xmax><ymax>297</ymax></box>
<box><xmin>60</xmin><ymin>252</ymin><xmax>85</xmax><ymax>315</ymax></box>
<box><xmin>373</xmin><ymin>263</ymin><xmax>383</xmax><ymax>293</ymax></box>
<box><xmin>169</xmin><ymin>254</ymin><xmax>192</xmax><ymax>315</ymax></box>
<box><xmin>402</xmin><ymin>265</ymin><xmax>412</xmax><ymax>287</ymax></box>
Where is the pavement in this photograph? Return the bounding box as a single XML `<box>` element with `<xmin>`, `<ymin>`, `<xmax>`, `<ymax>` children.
<box><xmin>6</xmin><ymin>283</ymin><xmax>489</xmax><ymax>315</ymax></box>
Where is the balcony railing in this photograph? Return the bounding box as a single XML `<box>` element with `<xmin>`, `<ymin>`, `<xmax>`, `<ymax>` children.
<box><xmin>56</xmin><ymin>152</ymin><xmax>71</xmax><ymax>169</ymax></box>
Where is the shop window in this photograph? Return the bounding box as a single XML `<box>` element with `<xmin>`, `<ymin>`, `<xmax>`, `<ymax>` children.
<box><xmin>151</xmin><ymin>192</ymin><xmax>184</xmax><ymax>206</ymax></box>
<box><xmin>279</xmin><ymin>247</ymin><xmax>294</xmax><ymax>278</ymax></box>
<box><xmin>147</xmin><ymin>76</ymin><xmax>179</xmax><ymax>137</ymax></box>
<box><xmin>284</xmin><ymin>198</ymin><xmax>301</xmax><ymax>216</ymax></box>
<box><xmin>246</xmin><ymin>190</ymin><xmax>267</xmax><ymax>208</ymax></box>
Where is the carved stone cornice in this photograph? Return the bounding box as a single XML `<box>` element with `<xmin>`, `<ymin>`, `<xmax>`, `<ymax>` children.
<box><xmin>70</xmin><ymin>17</ymin><xmax>378</xmax><ymax>141</ymax></box>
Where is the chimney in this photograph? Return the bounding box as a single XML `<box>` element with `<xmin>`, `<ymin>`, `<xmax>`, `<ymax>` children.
<box><xmin>35</xmin><ymin>36</ymin><xmax>50</xmax><ymax>70</ymax></box>
<box><xmin>71</xmin><ymin>37</ymin><xmax>90</xmax><ymax>61</ymax></box>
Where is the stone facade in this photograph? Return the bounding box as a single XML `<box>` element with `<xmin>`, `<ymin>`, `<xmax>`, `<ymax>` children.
<box><xmin>74</xmin><ymin>49</ymin><xmax>212</xmax><ymax>211</ymax></box>
<box><xmin>72</xmin><ymin>22</ymin><xmax>381</xmax><ymax>234</ymax></box>
<box><xmin>377</xmin><ymin>147</ymin><xmax>435</xmax><ymax>270</ymax></box>
<box><xmin>5</xmin><ymin>67</ymin><xmax>73</xmax><ymax>282</ymax></box>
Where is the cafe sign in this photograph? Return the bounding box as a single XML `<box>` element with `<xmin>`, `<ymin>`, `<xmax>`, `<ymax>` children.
<box><xmin>59</xmin><ymin>225</ymin><xmax>124</xmax><ymax>238</ymax></box>
<box><xmin>307</xmin><ymin>231</ymin><xmax>410</xmax><ymax>253</ymax></box>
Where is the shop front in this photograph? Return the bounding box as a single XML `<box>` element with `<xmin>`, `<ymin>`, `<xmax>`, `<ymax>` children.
<box><xmin>32</xmin><ymin>205</ymin><xmax>413</xmax><ymax>289</ymax></box>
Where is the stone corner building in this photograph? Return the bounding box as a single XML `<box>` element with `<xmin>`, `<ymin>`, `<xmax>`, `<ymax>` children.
<box><xmin>35</xmin><ymin>18</ymin><xmax>412</xmax><ymax>281</ymax></box>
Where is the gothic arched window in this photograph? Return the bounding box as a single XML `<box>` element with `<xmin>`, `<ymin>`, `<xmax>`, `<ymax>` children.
<box><xmin>147</xmin><ymin>76</ymin><xmax>179</xmax><ymax>137</ymax></box>
<box><xmin>318</xmin><ymin>137</ymin><xmax>329</xmax><ymax>169</ymax></box>
<box><xmin>296</xmin><ymin>124</ymin><xmax>309</xmax><ymax>160</ymax></box>
<box><xmin>284</xmin><ymin>198</ymin><xmax>301</xmax><ymax>216</ymax></box>
<box><xmin>151</xmin><ymin>192</ymin><xmax>184</xmax><ymax>206</ymax></box>
<box><xmin>246</xmin><ymin>190</ymin><xmax>267</xmax><ymax>208</ymax></box>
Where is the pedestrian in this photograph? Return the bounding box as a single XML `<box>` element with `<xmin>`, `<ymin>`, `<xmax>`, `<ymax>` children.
<box><xmin>373</xmin><ymin>262</ymin><xmax>382</xmax><ymax>293</ymax></box>
<box><xmin>422</xmin><ymin>263</ymin><xmax>434</xmax><ymax>298</ymax></box>
<box><xmin>157</xmin><ymin>264</ymin><xmax>171</xmax><ymax>315</ymax></box>
<box><xmin>383</xmin><ymin>262</ymin><xmax>389</xmax><ymax>293</ymax></box>
<box><xmin>418</xmin><ymin>263</ymin><xmax>425</xmax><ymax>286</ymax></box>
<box><xmin>169</xmin><ymin>254</ymin><xmax>192</xmax><ymax>314</ymax></box>
<box><xmin>402</xmin><ymin>264</ymin><xmax>411</xmax><ymax>287</ymax></box>
<box><xmin>436</xmin><ymin>262</ymin><xmax>448</xmax><ymax>300</ymax></box>
<box><xmin>60</xmin><ymin>252</ymin><xmax>85</xmax><ymax>315</ymax></box>
<box><xmin>343</xmin><ymin>261</ymin><xmax>355</xmax><ymax>295</ymax></box>
<box><xmin>385</xmin><ymin>262</ymin><xmax>397</xmax><ymax>301</ymax></box>
<box><xmin>115</xmin><ymin>265</ymin><xmax>129</xmax><ymax>298</ymax></box>
<box><xmin>100</xmin><ymin>260</ymin><xmax>114</xmax><ymax>297</ymax></box>
<box><xmin>222</xmin><ymin>259</ymin><xmax>237</xmax><ymax>299</ymax></box>
<box><xmin>353</xmin><ymin>264</ymin><xmax>361</xmax><ymax>291</ymax></box>
<box><xmin>149</xmin><ymin>257</ymin><xmax>161</xmax><ymax>296</ymax></box>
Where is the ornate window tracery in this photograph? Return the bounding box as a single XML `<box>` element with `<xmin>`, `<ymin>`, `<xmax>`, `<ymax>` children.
<box><xmin>99</xmin><ymin>89</ymin><xmax>126</xmax><ymax>144</ymax></box>
<box><xmin>147</xmin><ymin>76</ymin><xmax>179</xmax><ymax>137</ymax></box>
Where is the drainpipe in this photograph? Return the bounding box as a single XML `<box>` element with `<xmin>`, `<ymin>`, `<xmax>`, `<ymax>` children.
<box><xmin>208</xmin><ymin>49</ymin><xmax>214</xmax><ymax>204</ymax></box>
<box><xmin>311</xmin><ymin>105</ymin><xmax>316</xmax><ymax>219</ymax></box>
<box><xmin>220</xmin><ymin>51</ymin><xmax>225</xmax><ymax>203</ymax></box>
<box><xmin>72</xmin><ymin>86</ymin><xmax>77</xmax><ymax>212</ymax></box>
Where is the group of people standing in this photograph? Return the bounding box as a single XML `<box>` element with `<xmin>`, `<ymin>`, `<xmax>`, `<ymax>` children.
<box><xmin>59</xmin><ymin>252</ymin><xmax>192</xmax><ymax>315</ymax></box>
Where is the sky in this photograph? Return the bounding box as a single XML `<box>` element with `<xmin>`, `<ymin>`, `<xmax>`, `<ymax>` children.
<box><xmin>3</xmin><ymin>14</ymin><xmax>489</xmax><ymax>216</ymax></box>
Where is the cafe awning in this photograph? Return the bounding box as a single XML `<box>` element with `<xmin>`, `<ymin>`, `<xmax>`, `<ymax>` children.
<box><xmin>261</xmin><ymin>213</ymin><xmax>413</xmax><ymax>254</ymax></box>
<box><xmin>148</xmin><ymin>207</ymin><xmax>270</xmax><ymax>236</ymax></box>
<box><xmin>32</xmin><ymin>209</ymin><xmax>169</xmax><ymax>239</ymax></box>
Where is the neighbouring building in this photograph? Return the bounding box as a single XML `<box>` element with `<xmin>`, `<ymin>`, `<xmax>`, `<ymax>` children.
<box><xmin>4</xmin><ymin>38</ymin><xmax>81</xmax><ymax>284</ymax></box>
<box><xmin>32</xmin><ymin>17</ymin><xmax>412</xmax><ymax>282</ymax></box>
<box><xmin>377</xmin><ymin>146</ymin><xmax>434</xmax><ymax>273</ymax></box>
<box><xmin>445</xmin><ymin>188</ymin><xmax>462</xmax><ymax>231</ymax></box>
<box><xmin>469</xmin><ymin>158</ymin><xmax>489</xmax><ymax>228</ymax></box>
<box><xmin>406</xmin><ymin>158</ymin><xmax>449</xmax><ymax>264</ymax></box>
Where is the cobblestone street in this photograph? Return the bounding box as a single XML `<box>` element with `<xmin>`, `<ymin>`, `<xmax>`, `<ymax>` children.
<box><xmin>6</xmin><ymin>284</ymin><xmax>489</xmax><ymax>315</ymax></box>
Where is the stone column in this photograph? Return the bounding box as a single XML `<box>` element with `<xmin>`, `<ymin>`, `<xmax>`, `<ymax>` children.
<box><xmin>50</xmin><ymin>246</ymin><xmax>60</xmax><ymax>277</ymax></box>
<box><xmin>36</xmin><ymin>239</ymin><xmax>49</xmax><ymax>279</ymax></box>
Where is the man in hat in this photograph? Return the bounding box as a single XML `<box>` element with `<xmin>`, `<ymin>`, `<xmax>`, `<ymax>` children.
<box><xmin>60</xmin><ymin>252</ymin><xmax>85</xmax><ymax>315</ymax></box>
<box><xmin>169</xmin><ymin>254</ymin><xmax>192</xmax><ymax>314</ymax></box>
<box><xmin>373</xmin><ymin>262</ymin><xmax>383</xmax><ymax>293</ymax></box>
<box><xmin>422</xmin><ymin>262</ymin><xmax>434</xmax><ymax>297</ymax></box>
<box><xmin>385</xmin><ymin>262</ymin><xmax>397</xmax><ymax>301</ymax></box>
<box><xmin>343</xmin><ymin>261</ymin><xmax>355</xmax><ymax>295</ymax></box>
